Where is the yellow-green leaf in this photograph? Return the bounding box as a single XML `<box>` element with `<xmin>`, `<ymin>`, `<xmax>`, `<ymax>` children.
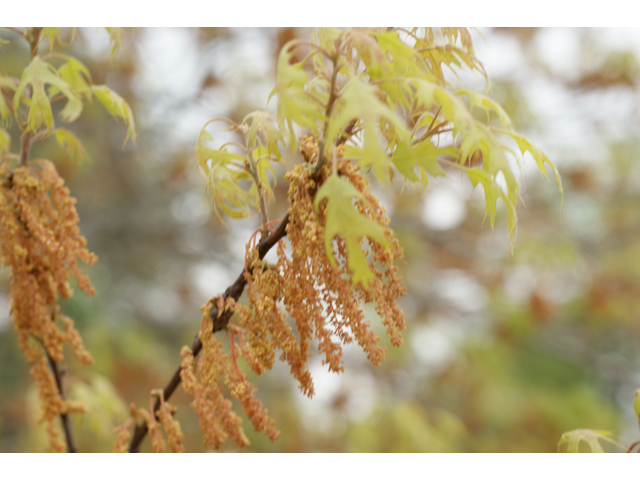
<box><xmin>195</xmin><ymin>125</ymin><xmax>243</xmax><ymax>174</ymax></box>
<box><xmin>312</xmin><ymin>28</ymin><xmax>344</xmax><ymax>57</ymax></box>
<box><xmin>54</xmin><ymin>128</ymin><xmax>90</xmax><ymax>163</ymax></box>
<box><xmin>0</xmin><ymin>75</ymin><xmax>19</xmax><ymax>127</ymax></box>
<box><xmin>391</xmin><ymin>140</ymin><xmax>456</xmax><ymax>186</ymax></box>
<box><xmin>91</xmin><ymin>85</ymin><xmax>136</xmax><ymax>145</ymax></box>
<box><xmin>0</xmin><ymin>128</ymin><xmax>10</xmax><ymax>155</ymax></box>
<box><xmin>502</xmin><ymin>130</ymin><xmax>563</xmax><ymax>200</ymax></box>
<box><xmin>458</xmin><ymin>90</ymin><xmax>513</xmax><ymax>130</ymax></box>
<box><xmin>271</xmin><ymin>41</ymin><xmax>323</xmax><ymax>148</ymax></box>
<box><xmin>41</xmin><ymin>27</ymin><xmax>61</xmax><ymax>52</ymax></box>
<box><xmin>558</xmin><ymin>429</ymin><xmax>623</xmax><ymax>453</ymax></box>
<box><xmin>242</xmin><ymin>111</ymin><xmax>283</xmax><ymax>162</ymax></box>
<box><xmin>105</xmin><ymin>28</ymin><xmax>125</xmax><ymax>58</ymax></box>
<box><xmin>327</xmin><ymin>78</ymin><xmax>409</xmax><ymax>179</ymax></box>
<box><xmin>57</xmin><ymin>57</ymin><xmax>92</xmax><ymax>95</ymax></box>
<box><xmin>412</xmin><ymin>79</ymin><xmax>474</xmax><ymax>136</ymax></box>
<box><xmin>466</xmin><ymin>167</ymin><xmax>517</xmax><ymax>249</ymax></box>
<box><xmin>13</xmin><ymin>56</ymin><xmax>82</xmax><ymax>133</ymax></box>
<box><xmin>315</xmin><ymin>174</ymin><xmax>390</xmax><ymax>288</ymax></box>
<box><xmin>207</xmin><ymin>162</ymin><xmax>255</xmax><ymax>220</ymax></box>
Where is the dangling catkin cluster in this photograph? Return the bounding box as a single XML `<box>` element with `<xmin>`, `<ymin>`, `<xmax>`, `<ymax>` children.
<box><xmin>112</xmin><ymin>399</ymin><xmax>185</xmax><ymax>453</ymax></box>
<box><xmin>180</xmin><ymin>297</ymin><xmax>279</xmax><ymax>450</ymax></box>
<box><xmin>0</xmin><ymin>159</ymin><xmax>96</xmax><ymax>451</ymax></box>
<box><xmin>281</xmin><ymin>135</ymin><xmax>406</xmax><ymax>376</ymax></box>
<box><xmin>236</xmin><ymin>135</ymin><xmax>405</xmax><ymax>395</ymax></box>
<box><xmin>184</xmin><ymin>135</ymin><xmax>406</xmax><ymax>449</ymax></box>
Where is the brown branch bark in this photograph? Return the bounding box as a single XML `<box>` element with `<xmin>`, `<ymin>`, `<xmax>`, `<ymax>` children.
<box><xmin>127</xmin><ymin>214</ymin><xmax>290</xmax><ymax>452</ymax></box>
<box><xmin>45</xmin><ymin>351</ymin><xmax>77</xmax><ymax>453</ymax></box>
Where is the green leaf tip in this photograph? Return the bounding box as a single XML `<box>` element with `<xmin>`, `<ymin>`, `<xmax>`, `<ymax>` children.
<box><xmin>314</xmin><ymin>174</ymin><xmax>390</xmax><ymax>288</ymax></box>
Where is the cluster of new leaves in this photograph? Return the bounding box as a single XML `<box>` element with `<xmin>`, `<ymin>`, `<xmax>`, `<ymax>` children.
<box><xmin>1</xmin><ymin>29</ymin><xmax>135</xmax><ymax>161</ymax></box>
<box><xmin>199</xmin><ymin>27</ymin><xmax>561</xmax><ymax>295</ymax></box>
<box><xmin>195</xmin><ymin>113</ymin><xmax>283</xmax><ymax>221</ymax></box>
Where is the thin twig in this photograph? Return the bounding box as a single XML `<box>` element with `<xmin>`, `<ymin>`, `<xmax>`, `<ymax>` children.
<box><xmin>313</xmin><ymin>43</ymin><xmax>343</xmax><ymax>178</ymax></box>
<box><xmin>19</xmin><ymin>131</ymin><xmax>32</xmax><ymax>167</ymax></box>
<box><xmin>246</xmin><ymin>151</ymin><xmax>270</xmax><ymax>228</ymax></box>
<box><xmin>127</xmin><ymin>213</ymin><xmax>290</xmax><ymax>452</ymax></box>
<box><xmin>45</xmin><ymin>351</ymin><xmax>77</xmax><ymax>453</ymax></box>
<box><xmin>6</xmin><ymin>27</ymin><xmax>24</xmax><ymax>35</ymax></box>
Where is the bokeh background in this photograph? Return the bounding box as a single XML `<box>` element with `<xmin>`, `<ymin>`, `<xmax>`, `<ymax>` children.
<box><xmin>1</xmin><ymin>27</ymin><xmax>640</xmax><ymax>452</ymax></box>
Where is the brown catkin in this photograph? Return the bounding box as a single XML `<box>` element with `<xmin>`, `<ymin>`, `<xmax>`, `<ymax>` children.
<box><xmin>156</xmin><ymin>399</ymin><xmax>185</xmax><ymax>453</ymax></box>
<box><xmin>0</xmin><ymin>159</ymin><xmax>96</xmax><ymax>451</ymax></box>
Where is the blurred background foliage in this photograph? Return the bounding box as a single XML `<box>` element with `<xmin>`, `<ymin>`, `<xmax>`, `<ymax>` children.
<box><xmin>1</xmin><ymin>27</ymin><xmax>640</xmax><ymax>452</ymax></box>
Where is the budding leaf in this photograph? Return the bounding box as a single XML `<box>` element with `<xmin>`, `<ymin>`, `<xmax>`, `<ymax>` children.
<box><xmin>458</xmin><ymin>90</ymin><xmax>513</xmax><ymax>130</ymax></box>
<box><xmin>195</xmin><ymin>126</ymin><xmax>243</xmax><ymax>171</ymax></box>
<box><xmin>557</xmin><ymin>429</ymin><xmax>623</xmax><ymax>453</ymax></box>
<box><xmin>502</xmin><ymin>130</ymin><xmax>563</xmax><ymax>202</ymax></box>
<box><xmin>0</xmin><ymin>75</ymin><xmax>19</xmax><ymax>127</ymax></box>
<box><xmin>57</xmin><ymin>57</ymin><xmax>92</xmax><ymax>96</ymax></box>
<box><xmin>13</xmin><ymin>56</ymin><xmax>82</xmax><ymax>133</ymax></box>
<box><xmin>105</xmin><ymin>28</ymin><xmax>125</xmax><ymax>58</ymax></box>
<box><xmin>328</xmin><ymin>79</ymin><xmax>409</xmax><ymax>180</ymax></box>
<box><xmin>315</xmin><ymin>174</ymin><xmax>390</xmax><ymax>288</ymax></box>
<box><xmin>91</xmin><ymin>85</ymin><xmax>136</xmax><ymax>145</ymax></box>
<box><xmin>466</xmin><ymin>167</ymin><xmax>517</xmax><ymax>250</ymax></box>
<box><xmin>0</xmin><ymin>128</ymin><xmax>9</xmax><ymax>155</ymax></box>
<box><xmin>207</xmin><ymin>162</ymin><xmax>254</xmax><ymax>220</ymax></box>
<box><xmin>41</xmin><ymin>27</ymin><xmax>61</xmax><ymax>52</ymax></box>
<box><xmin>634</xmin><ymin>389</ymin><xmax>640</xmax><ymax>418</ymax></box>
<box><xmin>271</xmin><ymin>42</ymin><xmax>323</xmax><ymax>148</ymax></box>
<box><xmin>391</xmin><ymin>139</ymin><xmax>456</xmax><ymax>186</ymax></box>
<box><xmin>54</xmin><ymin>128</ymin><xmax>90</xmax><ymax>163</ymax></box>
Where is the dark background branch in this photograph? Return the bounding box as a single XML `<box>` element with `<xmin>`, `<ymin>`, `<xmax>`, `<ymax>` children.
<box><xmin>45</xmin><ymin>351</ymin><xmax>77</xmax><ymax>453</ymax></box>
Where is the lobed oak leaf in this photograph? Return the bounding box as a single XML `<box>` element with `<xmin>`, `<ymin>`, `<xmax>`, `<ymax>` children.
<box><xmin>0</xmin><ymin>75</ymin><xmax>19</xmax><ymax>127</ymax></box>
<box><xmin>206</xmin><ymin>162</ymin><xmax>255</xmax><ymax>220</ymax></box>
<box><xmin>105</xmin><ymin>28</ymin><xmax>125</xmax><ymax>58</ymax></box>
<box><xmin>557</xmin><ymin>429</ymin><xmax>623</xmax><ymax>453</ymax></box>
<box><xmin>501</xmin><ymin>130</ymin><xmax>563</xmax><ymax>202</ymax></box>
<box><xmin>242</xmin><ymin>111</ymin><xmax>284</xmax><ymax>162</ymax></box>
<box><xmin>327</xmin><ymin>79</ymin><xmax>409</xmax><ymax>179</ymax></box>
<box><xmin>271</xmin><ymin>42</ymin><xmax>323</xmax><ymax>148</ymax></box>
<box><xmin>56</xmin><ymin>57</ymin><xmax>92</xmax><ymax>97</ymax></box>
<box><xmin>458</xmin><ymin>90</ymin><xmax>513</xmax><ymax>130</ymax></box>
<box><xmin>91</xmin><ymin>85</ymin><xmax>136</xmax><ymax>145</ymax></box>
<box><xmin>0</xmin><ymin>128</ymin><xmax>9</xmax><ymax>155</ymax></box>
<box><xmin>195</xmin><ymin>125</ymin><xmax>243</xmax><ymax>173</ymax></box>
<box><xmin>314</xmin><ymin>174</ymin><xmax>390</xmax><ymax>288</ymax></box>
<box><xmin>54</xmin><ymin>128</ymin><xmax>90</xmax><ymax>164</ymax></box>
<box><xmin>41</xmin><ymin>28</ymin><xmax>61</xmax><ymax>52</ymax></box>
<box><xmin>13</xmin><ymin>57</ymin><xmax>82</xmax><ymax>133</ymax></box>
<box><xmin>412</xmin><ymin>79</ymin><xmax>474</xmax><ymax>137</ymax></box>
<box><xmin>466</xmin><ymin>167</ymin><xmax>517</xmax><ymax>250</ymax></box>
<box><xmin>391</xmin><ymin>139</ymin><xmax>455</xmax><ymax>186</ymax></box>
<box><xmin>312</xmin><ymin>27</ymin><xmax>343</xmax><ymax>57</ymax></box>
